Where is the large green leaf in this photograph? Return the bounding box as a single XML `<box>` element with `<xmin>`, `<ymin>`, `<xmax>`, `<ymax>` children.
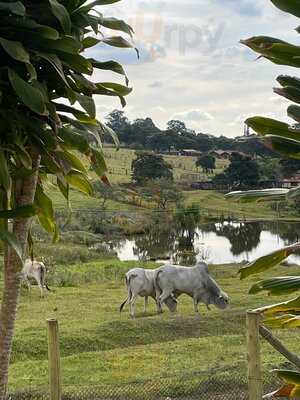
<box><xmin>255</xmin><ymin>295</ymin><xmax>300</xmax><ymax>316</ymax></box>
<box><xmin>245</xmin><ymin>117</ymin><xmax>299</xmax><ymax>141</ymax></box>
<box><xmin>0</xmin><ymin>38</ymin><xmax>30</xmax><ymax>63</ymax></box>
<box><xmin>282</xmin><ymin>315</ymin><xmax>300</xmax><ymax>328</ymax></box>
<box><xmin>241</xmin><ymin>36</ymin><xmax>300</xmax><ymax>68</ymax></box>
<box><xmin>8</xmin><ymin>69</ymin><xmax>47</xmax><ymax>115</ymax></box>
<box><xmin>57</xmin><ymin>175</ymin><xmax>69</xmax><ymax>202</ymax></box>
<box><xmin>276</xmin><ymin>369</ymin><xmax>300</xmax><ymax>385</ymax></box>
<box><xmin>34</xmin><ymin>184</ymin><xmax>56</xmax><ymax>237</ymax></box>
<box><xmin>90</xmin><ymin>147</ymin><xmax>107</xmax><ymax>177</ymax></box>
<box><xmin>287</xmin><ymin>104</ymin><xmax>300</xmax><ymax>123</ymax></box>
<box><xmin>99</xmin><ymin>122</ymin><xmax>120</xmax><ymax>148</ymax></box>
<box><xmin>277</xmin><ymin>75</ymin><xmax>300</xmax><ymax>90</ymax></box>
<box><xmin>0</xmin><ymin>150</ymin><xmax>11</xmax><ymax>191</ymax></box>
<box><xmin>59</xmin><ymin>53</ymin><xmax>93</xmax><ymax>74</ymax></box>
<box><xmin>0</xmin><ymin>205</ymin><xmax>37</xmax><ymax>219</ymax></box>
<box><xmin>82</xmin><ymin>36</ymin><xmax>100</xmax><ymax>49</ymax></box>
<box><xmin>58</xmin><ymin>127</ymin><xmax>90</xmax><ymax>153</ymax></box>
<box><xmin>101</xmin><ymin>17</ymin><xmax>134</xmax><ymax>37</ymax></box>
<box><xmin>49</xmin><ymin>0</ymin><xmax>71</xmax><ymax>33</ymax></box>
<box><xmin>274</xmin><ymin>86</ymin><xmax>300</xmax><ymax>104</ymax></box>
<box><xmin>37</xmin><ymin>53</ymin><xmax>68</xmax><ymax>85</ymax></box>
<box><xmin>264</xmin><ymin>134</ymin><xmax>300</xmax><ymax>159</ymax></box>
<box><xmin>267</xmin><ymin>373</ymin><xmax>300</xmax><ymax>398</ymax></box>
<box><xmin>287</xmin><ymin>185</ymin><xmax>300</xmax><ymax>199</ymax></box>
<box><xmin>225</xmin><ymin>188</ymin><xmax>289</xmax><ymax>203</ymax></box>
<box><xmin>98</xmin><ymin>82</ymin><xmax>132</xmax><ymax>96</ymax></box>
<box><xmin>75</xmin><ymin>93</ymin><xmax>96</xmax><ymax>118</ymax></box>
<box><xmin>102</xmin><ymin>36</ymin><xmax>139</xmax><ymax>57</ymax></box>
<box><xmin>0</xmin><ymin>227</ymin><xmax>23</xmax><ymax>264</ymax></box>
<box><xmin>73</xmin><ymin>0</ymin><xmax>121</xmax><ymax>13</ymax></box>
<box><xmin>8</xmin><ymin>18</ymin><xmax>59</xmax><ymax>39</ymax></box>
<box><xmin>55</xmin><ymin>103</ymin><xmax>97</xmax><ymax>123</ymax></box>
<box><xmin>41</xmin><ymin>37</ymin><xmax>82</xmax><ymax>54</ymax></box>
<box><xmin>249</xmin><ymin>277</ymin><xmax>300</xmax><ymax>296</ymax></box>
<box><xmin>270</xmin><ymin>0</ymin><xmax>300</xmax><ymax>18</ymax></box>
<box><xmin>58</xmin><ymin>149</ymin><xmax>87</xmax><ymax>173</ymax></box>
<box><xmin>0</xmin><ymin>1</ymin><xmax>25</xmax><ymax>16</ymax></box>
<box><xmin>90</xmin><ymin>59</ymin><xmax>129</xmax><ymax>85</ymax></box>
<box><xmin>239</xmin><ymin>243</ymin><xmax>300</xmax><ymax>279</ymax></box>
<box><xmin>66</xmin><ymin>170</ymin><xmax>93</xmax><ymax>195</ymax></box>
<box><xmin>263</xmin><ymin>314</ymin><xmax>297</xmax><ymax>329</ymax></box>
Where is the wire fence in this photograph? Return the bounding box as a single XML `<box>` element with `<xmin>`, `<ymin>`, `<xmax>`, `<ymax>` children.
<box><xmin>7</xmin><ymin>368</ymin><xmax>284</xmax><ymax>400</ymax></box>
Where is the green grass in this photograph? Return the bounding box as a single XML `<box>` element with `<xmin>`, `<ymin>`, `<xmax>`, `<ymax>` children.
<box><xmin>103</xmin><ymin>146</ymin><xmax>228</xmax><ymax>184</ymax></box>
<box><xmin>185</xmin><ymin>190</ymin><xmax>296</xmax><ymax>220</ymax></box>
<box><xmin>5</xmin><ymin>259</ymin><xmax>299</xmax><ymax>392</ymax></box>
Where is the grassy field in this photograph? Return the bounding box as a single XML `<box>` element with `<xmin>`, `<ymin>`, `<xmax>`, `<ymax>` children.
<box><xmin>103</xmin><ymin>146</ymin><xmax>228</xmax><ymax>184</ymax></box>
<box><xmin>48</xmin><ymin>186</ymin><xmax>292</xmax><ymax>224</ymax></box>
<box><xmin>5</xmin><ymin>259</ymin><xmax>299</xmax><ymax>392</ymax></box>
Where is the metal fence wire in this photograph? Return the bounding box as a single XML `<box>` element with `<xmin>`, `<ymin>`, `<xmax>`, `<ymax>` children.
<box><xmin>7</xmin><ymin>369</ymin><xmax>286</xmax><ymax>400</ymax></box>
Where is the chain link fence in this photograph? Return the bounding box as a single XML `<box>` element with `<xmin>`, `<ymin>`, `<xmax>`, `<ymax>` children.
<box><xmin>7</xmin><ymin>367</ymin><xmax>286</xmax><ymax>400</ymax></box>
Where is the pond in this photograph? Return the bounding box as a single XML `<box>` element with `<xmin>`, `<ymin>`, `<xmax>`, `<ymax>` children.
<box><xmin>111</xmin><ymin>221</ymin><xmax>300</xmax><ymax>265</ymax></box>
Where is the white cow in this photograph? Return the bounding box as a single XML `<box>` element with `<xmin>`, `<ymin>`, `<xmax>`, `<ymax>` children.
<box><xmin>21</xmin><ymin>259</ymin><xmax>50</xmax><ymax>297</ymax></box>
<box><xmin>120</xmin><ymin>268</ymin><xmax>177</xmax><ymax>318</ymax></box>
<box><xmin>154</xmin><ymin>262</ymin><xmax>229</xmax><ymax>316</ymax></box>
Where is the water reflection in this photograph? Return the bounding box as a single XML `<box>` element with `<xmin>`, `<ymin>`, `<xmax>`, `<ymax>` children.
<box><xmin>215</xmin><ymin>222</ymin><xmax>262</xmax><ymax>256</ymax></box>
<box><xmin>113</xmin><ymin>221</ymin><xmax>300</xmax><ymax>265</ymax></box>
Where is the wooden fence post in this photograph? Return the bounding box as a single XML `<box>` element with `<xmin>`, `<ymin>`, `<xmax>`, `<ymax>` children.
<box><xmin>47</xmin><ymin>319</ymin><xmax>61</xmax><ymax>400</ymax></box>
<box><xmin>247</xmin><ymin>310</ymin><xmax>263</xmax><ymax>400</ymax></box>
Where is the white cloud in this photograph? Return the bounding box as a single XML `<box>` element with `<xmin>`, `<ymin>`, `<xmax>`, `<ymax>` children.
<box><xmin>173</xmin><ymin>109</ymin><xmax>214</xmax><ymax>122</ymax></box>
<box><xmin>91</xmin><ymin>0</ymin><xmax>298</xmax><ymax>137</ymax></box>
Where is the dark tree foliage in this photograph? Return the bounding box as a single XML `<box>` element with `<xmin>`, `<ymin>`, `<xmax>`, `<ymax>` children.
<box><xmin>280</xmin><ymin>158</ymin><xmax>300</xmax><ymax>178</ymax></box>
<box><xmin>216</xmin><ymin>222</ymin><xmax>262</xmax><ymax>256</ymax></box>
<box><xmin>215</xmin><ymin>152</ymin><xmax>260</xmax><ymax>189</ymax></box>
<box><xmin>166</xmin><ymin>119</ymin><xmax>187</xmax><ymax>134</ymax></box>
<box><xmin>106</xmin><ymin>110</ymin><xmax>131</xmax><ymax>143</ymax></box>
<box><xmin>131</xmin><ymin>152</ymin><xmax>173</xmax><ymax>185</ymax></box>
<box><xmin>106</xmin><ymin>110</ymin><xmax>275</xmax><ymax>156</ymax></box>
<box><xmin>196</xmin><ymin>154</ymin><xmax>216</xmax><ymax>173</ymax></box>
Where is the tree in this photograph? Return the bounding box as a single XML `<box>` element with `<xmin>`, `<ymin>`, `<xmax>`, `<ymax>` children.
<box><xmin>227</xmin><ymin>1</ymin><xmax>300</xmax><ymax>396</ymax></box>
<box><xmin>140</xmin><ymin>178</ymin><xmax>183</xmax><ymax>209</ymax></box>
<box><xmin>145</xmin><ymin>132</ymin><xmax>172</xmax><ymax>152</ymax></box>
<box><xmin>196</xmin><ymin>154</ymin><xmax>216</xmax><ymax>174</ymax></box>
<box><xmin>131</xmin><ymin>152</ymin><xmax>173</xmax><ymax>185</ymax></box>
<box><xmin>106</xmin><ymin>110</ymin><xmax>131</xmax><ymax>144</ymax></box>
<box><xmin>257</xmin><ymin>158</ymin><xmax>281</xmax><ymax>181</ymax></box>
<box><xmin>220</xmin><ymin>153</ymin><xmax>260</xmax><ymax>189</ymax></box>
<box><xmin>0</xmin><ymin>1</ymin><xmax>135</xmax><ymax>397</ymax></box>
<box><xmin>280</xmin><ymin>159</ymin><xmax>300</xmax><ymax>178</ymax></box>
<box><xmin>166</xmin><ymin>119</ymin><xmax>187</xmax><ymax>134</ymax></box>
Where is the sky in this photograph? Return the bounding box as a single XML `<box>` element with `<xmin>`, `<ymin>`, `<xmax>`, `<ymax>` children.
<box><xmin>90</xmin><ymin>0</ymin><xmax>300</xmax><ymax>138</ymax></box>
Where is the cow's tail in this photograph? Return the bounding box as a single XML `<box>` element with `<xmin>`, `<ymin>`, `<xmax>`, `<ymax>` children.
<box><xmin>120</xmin><ymin>274</ymin><xmax>136</xmax><ymax>312</ymax></box>
<box><xmin>40</xmin><ymin>265</ymin><xmax>51</xmax><ymax>292</ymax></box>
<box><xmin>154</xmin><ymin>270</ymin><xmax>163</xmax><ymax>297</ymax></box>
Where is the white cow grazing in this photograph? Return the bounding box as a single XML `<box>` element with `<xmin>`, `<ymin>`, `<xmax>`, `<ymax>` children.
<box><xmin>154</xmin><ymin>262</ymin><xmax>229</xmax><ymax>317</ymax></box>
<box><xmin>21</xmin><ymin>259</ymin><xmax>50</xmax><ymax>297</ymax></box>
<box><xmin>120</xmin><ymin>268</ymin><xmax>176</xmax><ymax>318</ymax></box>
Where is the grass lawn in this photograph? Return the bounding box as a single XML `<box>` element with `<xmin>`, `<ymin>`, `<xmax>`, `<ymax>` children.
<box><xmin>48</xmin><ymin>185</ymin><xmax>294</xmax><ymax>223</ymax></box>
<box><xmin>103</xmin><ymin>146</ymin><xmax>228</xmax><ymax>184</ymax></box>
<box><xmin>6</xmin><ymin>260</ymin><xmax>299</xmax><ymax>392</ymax></box>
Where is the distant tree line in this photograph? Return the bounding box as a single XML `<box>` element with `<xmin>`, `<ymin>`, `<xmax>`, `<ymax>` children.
<box><xmin>105</xmin><ymin>110</ymin><xmax>275</xmax><ymax>157</ymax></box>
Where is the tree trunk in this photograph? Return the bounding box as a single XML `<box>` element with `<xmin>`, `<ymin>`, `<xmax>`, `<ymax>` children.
<box><xmin>0</xmin><ymin>152</ymin><xmax>40</xmax><ymax>400</ymax></box>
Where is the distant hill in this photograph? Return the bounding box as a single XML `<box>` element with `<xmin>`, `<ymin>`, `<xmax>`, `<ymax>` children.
<box><xmin>103</xmin><ymin>110</ymin><xmax>275</xmax><ymax>158</ymax></box>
